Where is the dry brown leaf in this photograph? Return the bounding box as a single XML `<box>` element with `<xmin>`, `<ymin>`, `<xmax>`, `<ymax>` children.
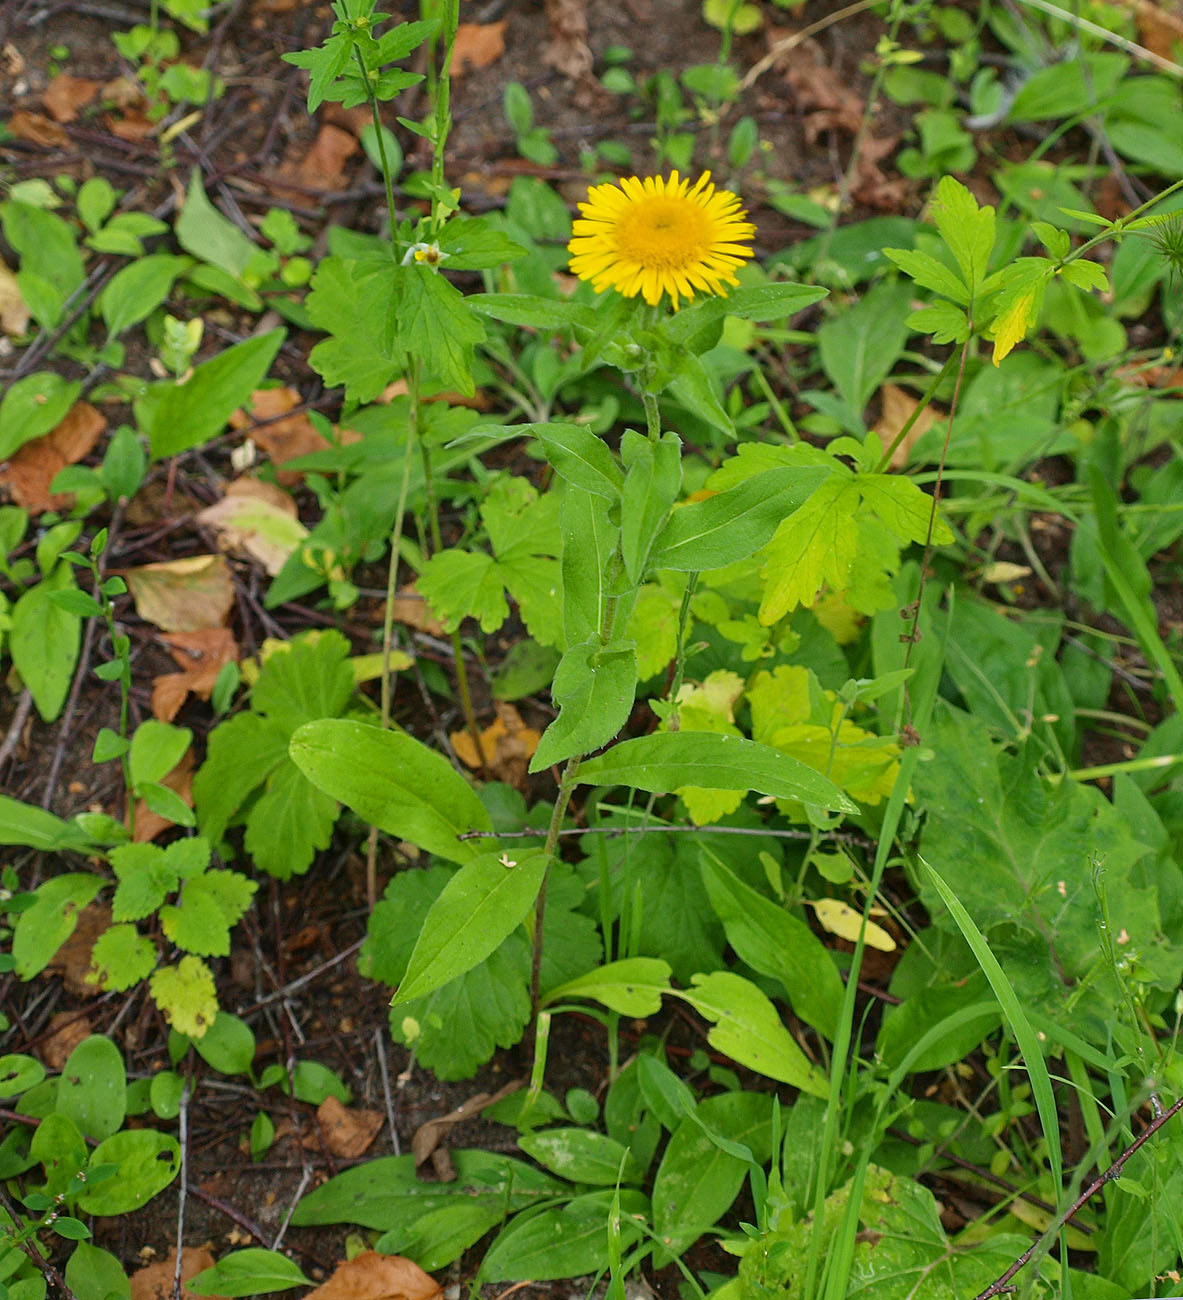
<box><xmin>411</xmin><ymin>1080</ymin><xmax>521</xmax><ymax>1167</ymax></box>
<box><xmin>8</xmin><ymin>110</ymin><xmax>70</xmax><ymax>148</ymax></box>
<box><xmin>297</xmin><ymin>124</ymin><xmax>359</xmax><ymax>188</ymax></box>
<box><xmin>129</xmin><ymin>1247</ymin><xmax>222</xmax><ymax>1300</ymax></box>
<box><xmin>389</xmin><ymin>583</ymin><xmax>446</xmax><ymax>636</ymax></box>
<box><xmin>451</xmin><ymin>21</ymin><xmax>507</xmax><ymax>76</ymax></box>
<box><xmin>322</xmin><ymin>103</ymin><xmax>372</xmax><ymax>137</ymax></box>
<box><xmin>125</xmin><ymin>555</ymin><xmax>236</xmax><ymax>632</ymax></box>
<box><xmin>39</xmin><ymin>1012</ymin><xmax>94</xmax><ymax>1070</ymax></box>
<box><xmin>380</xmin><ymin>378</ymin><xmax>492</xmax><ymax>411</ymax></box>
<box><xmin>305</xmin><ymin>1252</ymin><xmax>441</xmax><ymax>1300</ymax></box>
<box><xmin>101</xmin><ymin>75</ymin><xmax>142</xmax><ymax>108</ymax></box>
<box><xmin>768</xmin><ymin>29</ymin><xmax>863</xmax><ymax>137</ymax></box>
<box><xmin>43</xmin><ymin>73</ymin><xmax>101</xmax><ymax>122</ymax></box>
<box><xmin>316</xmin><ymin>1094</ymin><xmax>385</xmax><ymax>1159</ymax></box>
<box><xmin>133</xmin><ymin>750</ymin><xmax>195</xmax><ymax>843</ymax></box>
<box><xmin>231</xmin><ymin>386</ymin><xmax>330</xmax><ymax>481</ymax></box>
<box><xmin>873</xmin><ymin>383</ymin><xmax>945</xmax><ymax>469</ymax></box>
<box><xmin>197</xmin><ymin>477</ymin><xmax>307</xmax><ymax>576</ymax></box>
<box><xmin>109</xmin><ymin>109</ymin><xmax>156</xmax><ymax>141</ymax></box>
<box><xmin>152</xmin><ymin>627</ymin><xmax>239</xmax><ymax>723</ymax></box>
<box><xmin>0</xmin><ymin>256</ymin><xmax>30</xmax><ymax>337</ymax></box>
<box><xmin>0</xmin><ymin>400</ymin><xmax>105</xmax><ymax>513</ymax></box>
<box><xmin>450</xmin><ymin>703</ymin><xmax>541</xmax><ymax>789</ymax></box>
<box><xmin>543</xmin><ymin>0</ymin><xmax>593</xmax><ymax>79</ymax></box>
<box><xmin>46</xmin><ymin>903</ymin><xmax>111</xmax><ymax>997</ymax></box>
<box><xmin>1116</xmin><ymin>0</ymin><xmax>1183</xmax><ymax>59</ymax></box>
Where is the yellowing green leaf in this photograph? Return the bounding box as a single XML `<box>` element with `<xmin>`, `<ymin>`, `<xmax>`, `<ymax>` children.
<box><xmin>991</xmin><ymin>285</ymin><xmax>1039</xmax><ymax>366</ymax></box>
<box><xmin>809</xmin><ymin>897</ymin><xmax>897</xmax><ymax>951</ymax></box>
<box><xmin>150</xmin><ymin>956</ymin><xmax>218</xmax><ymax>1038</ymax></box>
<box><xmin>759</xmin><ymin>476</ymin><xmax>860</xmax><ymax>623</ymax></box>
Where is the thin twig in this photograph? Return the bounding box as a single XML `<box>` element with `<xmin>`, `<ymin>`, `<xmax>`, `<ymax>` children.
<box><xmin>237</xmin><ymin>938</ymin><xmax>365</xmax><ymax>1013</ymax></box>
<box><xmin>0</xmin><ymin>689</ymin><xmax>34</xmax><ymax>773</ymax></box>
<box><xmin>172</xmin><ymin>1065</ymin><xmax>192</xmax><ymax>1300</ymax></box>
<box><xmin>374</xmin><ymin>1027</ymin><xmax>401</xmax><ymax>1156</ymax></box>
<box><xmin>974</xmin><ymin>1092</ymin><xmax>1183</xmax><ymax>1298</ymax></box>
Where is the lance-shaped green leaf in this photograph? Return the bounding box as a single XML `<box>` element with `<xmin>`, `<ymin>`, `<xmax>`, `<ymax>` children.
<box><xmin>543</xmin><ymin>957</ymin><xmax>673</xmax><ymax>1016</ymax></box>
<box><xmin>666</xmin><ymin>282</ymin><xmax>828</xmax><ymax>345</ymax></box>
<box><xmin>649</xmin><ymin>466</ymin><xmax>828</xmax><ymax>572</ymax></box>
<box><xmin>575</xmin><ymin>732</ymin><xmax>854</xmax><ymax>811</ymax></box>
<box><xmin>290</xmin><ymin>720</ymin><xmax>491</xmax><ymax>863</ymax></box>
<box><xmin>560</xmin><ymin>487</ymin><xmax>615</xmax><ymax>648</ymax></box>
<box><xmin>394</xmin><ymin>848</ymin><xmax>548</xmax><ymax>1004</ymax></box>
<box><xmin>504</xmin><ymin>422</ymin><xmax>622</xmax><ymax>499</ymax></box>
<box><xmin>677</xmin><ymin>971</ymin><xmax>828</xmax><ymax>1096</ymax></box>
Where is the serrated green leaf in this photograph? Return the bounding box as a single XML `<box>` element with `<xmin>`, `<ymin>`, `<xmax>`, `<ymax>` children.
<box><xmin>194</xmin><ymin>712</ymin><xmax>291</xmax><ymax>845</ymax></box>
<box><xmin>305</xmin><ymin>256</ymin><xmax>402</xmax><ymax>401</ymax></box>
<box><xmin>150</xmin><ymin>956</ymin><xmax>218</xmax><ymax>1038</ymax></box>
<box><xmin>251</xmin><ymin>628</ymin><xmax>355</xmax><ymax>731</ymax></box>
<box><xmin>857</xmin><ymin>473</ymin><xmax>952</xmax><ymax>545</ymax></box>
<box><xmin>906</xmin><ymin>299</ymin><xmax>970</xmax><ymax>344</ymax></box>
<box><xmin>759</xmin><ymin>475</ymin><xmax>860</xmax><ymax>623</ymax></box>
<box><xmin>930</xmin><ymin>175</ymin><xmax>995</xmax><ymax>296</ymax></box>
<box><xmin>418</xmin><ymin>549</ymin><xmax>508</xmax><ymax>632</ymax></box>
<box><xmin>399</xmin><ymin>264</ymin><xmax>484</xmax><ymax>394</ymax></box>
<box><xmin>882</xmin><ymin>246</ymin><xmax>968</xmax><ymax>304</ymax></box>
<box><xmin>244</xmin><ymin>758</ymin><xmax>338</xmax><ymax>881</ymax></box>
<box><xmin>436</xmin><ymin>215</ymin><xmax>526</xmax><ymax>270</ymax></box>
<box><xmin>88</xmin><ymin>925</ymin><xmax>157</xmax><ymax>993</ymax></box>
<box><xmin>110</xmin><ymin>843</ymin><xmax>178</xmax><ymax>922</ymax></box>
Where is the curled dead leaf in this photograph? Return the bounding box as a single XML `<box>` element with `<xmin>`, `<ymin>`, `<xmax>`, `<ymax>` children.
<box><xmin>129</xmin><ymin>1247</ymin><xmax>221</xmax><ymax>1300</ymax></box>
<box><xmin>389</xmin><ymin>584</ymin><xmax>446</xmax><ymax>636</ymax></box>
<box><xmin>0</xmin><ymin>400</ymin><xmax>105</xmax><ymax>513</ymax></box>
<box><xmin>8</xmin><ymin>110</ymin><xmax>70</xmax><ymax>148</ymax></box>
<box><xmin>231</xmin><ymin>386</ymin><xmax>331</xmax><ymax>481</ymax></box>
<box><xmin>132</xmin><ymin>749</ymin><xmax>195</xmax><ymax>843</ymax></box>
<box><xmin>872</xmin><ymin>383</ymin><xmax>944</xmax><ymax>469</ymax></box>
<box><xmin>543</xmin><ymin>0</ymin><xmax>593</xmax><ymax>79</ymax></box>
<box><xmin>152</xmin><ymin>627</ymin><xmax>239</xmax><ymax>722</ymax></box>
<box><xmin>316</xmin><ymin>1094</ymin><xmax>385</xmax><ymax>1159</ymax></box>
<box><xmin>0</xmin><ymin>256</ymin><xmax>30</xmax><ymax>336</ymax></box>
<box><xmin>47</xmin><ymin>902</ymin><xmax>111</xmax><ymax>997</ymax></box>
<box><xmin>410</xmin><ymin>1079</ymin><xmax>522</xmax><ymax>1167</ymax></box>
<box><xmin>39</xmin><ymin>1012</ymin><xmax>94</xmax><ymax>1071</ymax></box>
<box><xmin>197</xmin><ymin>477</ymin><xmax>307</xmax><ymax>576</ymax></box>
<box><xmin>450</xmin><ymin>702</ymin><xmax>541</xmax><ymax>789</ymax></box>
<box><xmin>304</xmin><ymin>1252</ymin><xmax>441</xmax><ymax>1300</ymax></box>
<box><xmin>296</xmin><ymin>123</ymin><xmax>359</xmax><ymax>189</ymax></box>
<box><xmin>43</xmin><ymin>73</ymin><xmax>101</xmax><ymax>122</ymax></box>
<box><xmin>124</xmin><ymin>555</ymin><xmax>236</xmax><ymax>632</ymax></box>
<box><xmin>451</xmin><ymin>21</ymin><xmax>507</xmax><ymax>76</ymax></box>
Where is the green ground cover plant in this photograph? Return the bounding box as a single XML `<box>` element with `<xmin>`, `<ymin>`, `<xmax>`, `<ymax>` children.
<box><xmin>2</xmin><ymin>0</ymin><xmax>1183</xmax><ymax>1296</ymax></box>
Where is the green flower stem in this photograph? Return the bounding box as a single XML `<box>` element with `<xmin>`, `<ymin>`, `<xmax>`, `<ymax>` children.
<box><xmin>642</xmin><ymin>388</ymin><xmax>662</xmax><ymax>441</ymax></box>
<box><xmin>355</xmin><ymin>45</ymin><xmax>401</xmax><ymax>251</ymax></box>
<box><xmin>530</xmin><ymin>755</ymin><xmax>582</xmax><ymax>1026</ymax></box>
<box><xmin>430</xmin><ymin>0</ymin><xmax>460</xmax><ymax>233</ymax></box>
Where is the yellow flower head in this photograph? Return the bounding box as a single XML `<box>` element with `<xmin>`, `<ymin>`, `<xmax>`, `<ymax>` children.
<box><xmin>567</xmin><ymin>170</ymin><xmax>755</xmax><ymax>311</ymax></box>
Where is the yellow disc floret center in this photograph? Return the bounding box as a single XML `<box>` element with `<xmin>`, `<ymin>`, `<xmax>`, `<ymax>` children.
<box><xmin>615</xmin><ymin>197</ymin><xmax>714</xmax><ymax>269</ymax></box>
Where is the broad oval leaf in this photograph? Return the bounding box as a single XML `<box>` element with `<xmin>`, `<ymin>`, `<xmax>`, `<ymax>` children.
<box><xmin>78</xmin><ymin>1130</ymin><xmax>181</xmax><ymax>1215</ymax></box>
<box><xmin>517</xmin><ymin>1128</ymin><xmax>643</xmax><ymax>1186</ymax></box>
<box><xmin>394</xmin><ymin>848</ymin><xmax>548</xmax><ymax>1005</ymax></box>
<box><xmin>290</xmin><ymin>719</ymin><xmax>491</xmax><ymax>863</ymax></box>
<box><xmin>575</xmin><ymin>732</ymin><xmax>854</xmax><ymax>811</ymax></box>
